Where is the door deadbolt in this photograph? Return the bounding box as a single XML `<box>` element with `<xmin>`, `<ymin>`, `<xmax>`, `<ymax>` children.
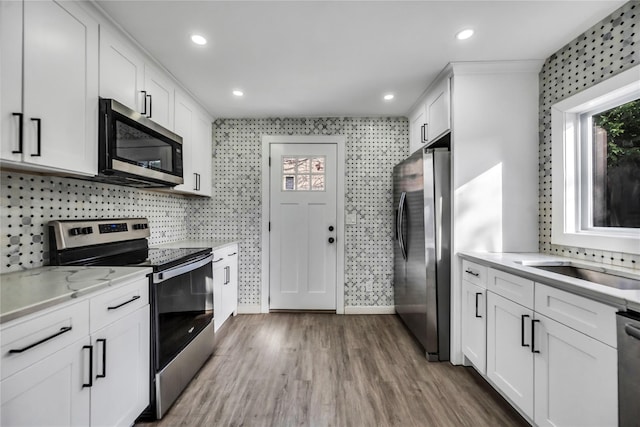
<box><xmin>328</xmin><ymin>237</ymin><xmax>335</xmax><ymax>244</ymax></box>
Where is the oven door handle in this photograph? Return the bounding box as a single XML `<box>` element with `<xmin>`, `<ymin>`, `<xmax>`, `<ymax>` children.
<box><xmin>153</xmin><ymin>254</ymin><xmax>213</xmax><ymax>283</ymax></box>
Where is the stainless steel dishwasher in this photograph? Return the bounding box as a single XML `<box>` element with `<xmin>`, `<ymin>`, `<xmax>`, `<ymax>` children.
<box><xmin>617</xmin><ymin>310</ymin><xmax>640</xmax><ymax>427</ymax></box>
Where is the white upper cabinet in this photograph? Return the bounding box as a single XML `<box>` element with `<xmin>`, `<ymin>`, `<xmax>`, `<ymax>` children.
<box><xmin>408</xmin><ymin>104</ymin><xmax>426</xmax><ymax>154</ymax></box>
<box><xmin>173</xmin><ymin>91</ymin><xmax>212</xmax><ymax>197</ymax></box>
<box><xmin>174</xmin><ymin>92</ymin><xmax>196</xmax><ymax>192</ymax></box>
<box><xmin>424</xmin><ymin>77</ymin><xmax>451</xmax><ymax>143</ymax></box>
<box><xmin>99</xmin><ymin>28</ymin><xmax>145</xmax><ymax>113</ymax></box>
<box><xmin>1</xmin><ymin>0</ymin><xmax>98</xmax><ymax>176</ymax></box>
<box><xmin>407</xmin><ymin>73</ymin><xmax>451</xmax><ymax>154</ymax></box>
<box><xmin>192</xmin><ymin>111</ymin><xmax>213</xmax><ymax>196</ymax></box>
<box><xmin>143</xmin><ymin>65</ymin><xmax>175</xmax><ymax>130</ymax></box>
<box><xmin>99</xmin><ymin>27</ymin><xmax>175</xmax><ymax>131</ymax></box>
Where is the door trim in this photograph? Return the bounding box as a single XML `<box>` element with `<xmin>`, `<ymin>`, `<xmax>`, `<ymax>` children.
<box><xmin>261</xmin><ymin>135</ymin><xmax>346</xmax><ymax>314</ymax></box>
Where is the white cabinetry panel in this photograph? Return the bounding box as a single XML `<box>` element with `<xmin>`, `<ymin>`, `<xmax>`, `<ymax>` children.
<box><xmin>462</xmin><ymin>280</ymin><xmax>486</xmax><ymax>373</ymax></box>
<box><xmin>0</xmin><ymin>338</ymin><xmax>90</xmax><ymax>427</ymax></box>
<box><xmin>90</xmin><ymin>306</ymin><xmax>150</xmax><ymax>427</ymax></box>
<box><xmin>425</xmin><ymin>77</ymin><xmax>450</xmax><ymax>142</ymax></box>
<box><xmin>486</xmin><ymin>291</ymin><xmax>534</xmax><ymax>418</ymax></box>
<box><xmin>144</xmin><ymin>65</ymin><xmax>174</xmax><ymax>130</ymax></box>
<box><xmin>535</xmin><ymin>283</ymin><xmax>618</xmax><ymax>347</ymax></box>
<box><xmin>533</xmin><ymin>314</ymin><xmax>617</xmax><ymax>427</ymax></box>
<box><xmin>1</xmin><ymin>0</ymin><xmax>98</xmax><ymax>175</ymax></box>
<box><xmin>99</xmin><ymin>28</ymin><xmax>145</xmax><ymax>113</ymax></box>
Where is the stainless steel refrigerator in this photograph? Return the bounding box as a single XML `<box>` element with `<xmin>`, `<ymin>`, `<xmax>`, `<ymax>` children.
<box><xmin>393</xmin><ymin>146</ymin><xmax>451</xmax><ymax>361</ymax></box>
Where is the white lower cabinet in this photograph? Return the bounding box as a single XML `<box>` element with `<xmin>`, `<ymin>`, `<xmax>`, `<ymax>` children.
<box><xmin>478</xmin><ymin>266</ymin><xmax>618</xmax><ymax>427</ymax></box>
<box><xmin>461</xmin><ymin>280</ymin><xmax>487</xmax><ymax>373</ymax></box>
<box><xmin>533</xmin><ymin>314</ymin><xmax>617</xmax><ymax>427</ymax></box>
<box><xmin>486</xmin><ymin>291</ymin><xmax>534</xmax><ymax>418</ymax></box>
<box><xmin>1</xmin><ymin>339</ymin><xmax>90</xmax><ymax>426</ymax></box>
<box><xmin>0</xmin><ymin>276</ymin><xmax>150</xmax><ymax>427</ymax></box>
<box><xmin>90</xmin><ymin>306</ymin><xmax>150</xmax><ymax>427</ymax></box>
<box><xmin>213</xmin><ymin>244</ymin><xmax>239</xmax><ymax>332</ymax></box>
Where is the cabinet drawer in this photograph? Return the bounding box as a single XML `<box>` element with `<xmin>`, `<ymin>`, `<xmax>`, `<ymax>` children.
<box><xmin>90</xmin><ymin>277</ymin><xmax>148</xmax><ymax>333</ymax></box>
<box><xmin>212</xmin><ymin>244</ymin><xmax>238</xmax><ymax>262</ymax></box>
<box><xmin>462</xmin><ymin>260</ymin><xmax>487</xmax><ymax>287</ymax></box>
<box><xmin>488</xmin><ymin>269</ymin><xmax>534</xmax><ymax>309</ymax></box>
<box><xmin>534</xmin><ymin>283</ymin><xmax>618</xmax><ymax>348</ymax></box>
<box><xmin>1</xmin><ymin>301</ymin><xmax>89</xmax><ymax>380</ymax></box>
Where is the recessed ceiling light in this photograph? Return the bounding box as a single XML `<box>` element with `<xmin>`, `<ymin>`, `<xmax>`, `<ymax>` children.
<box><xmin>456</xmin><ymin>29</ymin><xmax>474</xmax><ymax>40</ymax></box>
<box><xmin>233</xmin><ymin>90</ymin><xmax>244</xmax><ymax>97</ymax></box>
<box><xmin>384</xmin><ymin>94</ymin><xmax>394</xmax><ymax>101</ymax></box>
<box><xmin>191</xmin><ymin>34</ymin><xmax>207</xmax><ymax>45</ymax></box>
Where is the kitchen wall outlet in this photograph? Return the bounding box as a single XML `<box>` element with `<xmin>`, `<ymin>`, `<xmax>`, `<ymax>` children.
<box><xmin>365</xmin><ymin>281</ymin><xmax>373</xmax><ymax>292</ymax></box>
<box><xmin>346</xmin><ymin>213</ymin><xmax>357</xmax><ymax>225</ymax></box>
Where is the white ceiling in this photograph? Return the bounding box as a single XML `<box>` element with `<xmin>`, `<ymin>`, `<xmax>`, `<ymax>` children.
<box><xmin>95</xmin><ymin>0</ymin><xmax>625</xmax><ymax>118</ymax></box>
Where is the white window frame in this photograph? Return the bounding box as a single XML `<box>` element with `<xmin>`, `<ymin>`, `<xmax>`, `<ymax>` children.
<box><xmin>551</xmin><ymin>64</ymin><xmax>640</xmax><ymax>255</ymax></box>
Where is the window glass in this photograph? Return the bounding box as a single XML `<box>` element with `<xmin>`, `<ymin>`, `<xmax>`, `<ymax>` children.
<box><xmin>590</xmin><ymin>98</ymin><xmax>640</xmax><ymax>228</ymax></box>
<box><xmin>282</xmin><ymin>155</ymin><xmax>326</xmax><ymax>191</ymax></box>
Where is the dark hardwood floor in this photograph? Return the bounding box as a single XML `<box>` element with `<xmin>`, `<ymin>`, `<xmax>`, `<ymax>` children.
<box><xmin>138</xmin><ymin>314</ymin><xmax>528</xmax><ymax>427</ymax></box>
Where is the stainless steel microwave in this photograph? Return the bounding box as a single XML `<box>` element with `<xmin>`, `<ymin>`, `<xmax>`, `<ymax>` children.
<box><xmin>98</xmin><ymin>98</ymin><xmax>184</xmax><ymax>187</ymax></box>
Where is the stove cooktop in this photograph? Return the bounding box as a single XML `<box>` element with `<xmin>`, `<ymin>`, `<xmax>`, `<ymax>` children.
<box><xmin>142</xmin><ymin>247</ymin><xmax>211</xmax><ymax>271</ymax></box>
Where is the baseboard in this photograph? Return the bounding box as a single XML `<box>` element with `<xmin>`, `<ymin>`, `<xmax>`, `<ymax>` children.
<box><xmin>344</xmin><ymin>306</ymin><xmax>396</xmax><ymax>315</ymax></box>
<box><xmin>237</xmin><ymin>304</ymin><xmax>262</xmax><ymax>314</ymax></box>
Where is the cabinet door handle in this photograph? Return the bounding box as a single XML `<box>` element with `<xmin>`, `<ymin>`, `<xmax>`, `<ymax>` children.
<box><xmin>421</xmin><ymin>123</ymin><xmax>428</xmax><ymax>143</ymax></box>
<box><xmin>147</xmin><ymin>94</ymin><xmax>152</xmax><ymax>118</ymax></box>
<box><xmin>8</xmin><ymin>326</ymin><xmax>72</xmax><ymax>354</ymax></box>
<box><xmin>11</xmin><ymin>112</ymin><xmax>23</xmax><ymax>154</ymax></box>
<box><xmin>140</xmin><ymin>90</ymin><xmax>147</xmax><ymax>115</ymax></box>
<box><xmin>83</xmin><ymin>345</ymin><xmax>93</xmax><ymax>388</ymax></box>
<box><xmin>224</xmin><ymin>266</ymin><xmax>230</xmax><ymax>285</ymax></box>
<box><xmin>193</xmin><ymin>173</ymin><xmax>198</xmax><ymax>191</ymax></box>
<box><xmin>30</xmin><ymin>118</ymin><xmax>41</xmax><ymax>156</ymax></box>
<box><xmin>228</xmin><ymin>252</ymin><xmax>237</xmax><ymax>257</ymax></box>
<box><xmin>107</xmin><ymin>295</ymin><xmax>140</xmax><ymax>310</ymax></box>
<box><xmin>96</xmin><ymin>339</ymin><xmax>107</xmax><ymax>379</ymax></box>
<box><xmin>531</xmin><ymin>319</ymin><xmax>540</xmax><ymax>353</ymax></box>
<box><xmin>474</xmin><ymin>293</ymin><xmax>482</xmax><ymax>318</ymax></box>
<box><xmin>465</xmin><ymin>269</ymin><xmax>479</xmax><ymax>277</ymax></box>
<box><xmin>521</xmin><ymin>315</ymin><xmax>530</xmax><ymax>347</ymax></box>
<box><xmin>213</xmin><ymin>257</ymin><xmax>224</xmax><ymax>263</ymax></box>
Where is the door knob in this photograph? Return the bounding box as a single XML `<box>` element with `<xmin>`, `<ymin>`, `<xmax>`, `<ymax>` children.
<box><xmin>328</xmin><ymin>226</ymin><xmax>334</xmax><ymax>231</ymax></box>
<box><xmin>328</xmin><ymin>237</ymin><xmax>335</xmax><ymax>244</ymax></box>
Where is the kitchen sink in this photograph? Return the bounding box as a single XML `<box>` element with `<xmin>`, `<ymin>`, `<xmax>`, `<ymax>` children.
<box><xmin>516</xmin><ymin>261</ymin><xmax>640</xmax><ymax>290</ymax></box>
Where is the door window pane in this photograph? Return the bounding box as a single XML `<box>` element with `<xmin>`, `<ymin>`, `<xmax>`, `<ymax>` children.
<box><xmin>281</xmin><ymin>155</ymin><xmax>326</xmax><ymax>191</ymax></box>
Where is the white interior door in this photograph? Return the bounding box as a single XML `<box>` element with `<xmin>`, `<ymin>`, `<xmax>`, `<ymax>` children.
<box><xmin>269</xmin><ymin>143</ymin><xmax>337</xmax><ymax>310</ymax></box>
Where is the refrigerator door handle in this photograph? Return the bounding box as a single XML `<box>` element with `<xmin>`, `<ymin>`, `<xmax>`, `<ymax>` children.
<box><xmin>398</xmin><ymin>191</ymin><xmax>407</xmax><ymax>260</ymax></box>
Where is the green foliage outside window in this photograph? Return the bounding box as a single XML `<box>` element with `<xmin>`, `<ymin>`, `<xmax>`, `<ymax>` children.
<box><xmin>593</xmin><ymin>99</ymin><xmax>640</xmax><ymax>167</ymax></box>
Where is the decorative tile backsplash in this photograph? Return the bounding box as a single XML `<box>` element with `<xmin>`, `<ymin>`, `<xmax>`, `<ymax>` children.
<box><xmin>0</xmin><ymin>172</ymin><xmax>190</xmax><ymax>272</ymax></box>
<box><xmin>189</xmin><ymin>118</ymin><xmax>409</xmax><ymax>306</ymax></box>
<box><xmin>1</xmin><ymin>117</ymin><xmax>408</xmax><ymax>308</ymax></box>
<box><xmin>538</xmin><ymin>1</ymin><xmax>639</xmax><ymax>269</ymax></box>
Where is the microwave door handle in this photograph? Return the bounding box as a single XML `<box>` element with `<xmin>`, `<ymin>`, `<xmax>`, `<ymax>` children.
<box><xmin>153</xmin><ymin>254</ymin><xmax>213</xmax><ymax>283</ymax></box>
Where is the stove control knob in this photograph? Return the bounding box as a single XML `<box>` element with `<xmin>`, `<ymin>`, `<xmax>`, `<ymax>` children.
<box><xmin>69</xmin><ymin>227</ymin><xmax>82</xmax><ymax>236</ymax></box>
<box><xmin>81</xmin><ymin>227</ymin><xmax>93</xmax><ymax>235</ymax></box>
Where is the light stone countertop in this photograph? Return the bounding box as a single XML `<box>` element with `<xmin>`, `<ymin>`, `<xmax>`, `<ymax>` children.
<box><xmin>152</xmin><ymin>239</ymin><xmax>239</xmax><ymax>251</ymax></box>
<box><xmin>0</xmin><ymin>266</ymin><xmax>152</xmax><ymax>324</ymax></box>
<box><xmin>459</xmin><ymin>252</ymin><xmax>640</xmax><ymax>312</ymax></box>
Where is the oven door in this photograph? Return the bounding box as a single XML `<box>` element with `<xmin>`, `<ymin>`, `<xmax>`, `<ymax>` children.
<box><xmin>152</xmin><ymin>253</ymin><xmax>213</xmax><ymax>371</ymax></box>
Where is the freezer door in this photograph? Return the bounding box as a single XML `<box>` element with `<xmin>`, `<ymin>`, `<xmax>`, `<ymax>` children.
<box><xmin>394</xmin><ymin>150</ymin><xmax>429</xmax><ymax>350</ymax></box>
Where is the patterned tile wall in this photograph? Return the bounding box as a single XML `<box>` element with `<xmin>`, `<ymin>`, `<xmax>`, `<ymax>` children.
<box><xmin>538</xmin><ymin>1</ymin><xmax>639</xmax><ymax>270</ymax></box>
<box><xmin>188</xmin><ymin>118</ymin><xmax>408</xmax><ymax>306</ymax></box>
<box><xmin>0</xmin><ymin>171</ymin><xmax>190</xmax><ymax>272</ymax></box>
